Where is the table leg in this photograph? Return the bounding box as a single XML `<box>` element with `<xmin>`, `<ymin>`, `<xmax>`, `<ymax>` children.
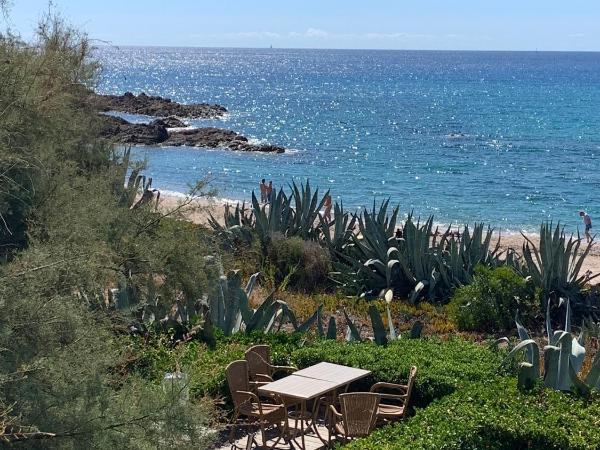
<box><xmin>310</xmin><ymin>384</ymin><xmax>351</xmax><ymax>448</ymax></box>
<box><xmin>300</xmin><ymin>400</ymin><xmax>307</xmax><ymax>450</ymax></box>
<box><xmin>288</xmin><ymin>399</ymin><xmax>307</xmax><ymax>450</ymax></box>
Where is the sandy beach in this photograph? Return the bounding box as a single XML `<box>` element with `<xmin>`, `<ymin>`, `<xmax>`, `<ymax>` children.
<box><xmin>157</xmin><ymin>193</ymin><xmax>600</xmax><ymax>282</ymax></box>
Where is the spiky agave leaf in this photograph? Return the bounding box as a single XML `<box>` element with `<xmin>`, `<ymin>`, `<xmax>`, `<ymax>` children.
<box><xmin>409</xmin><ymin>320</ymin><xmax>423</xmax><ymax>339</ymax></box>
<box><xmin>343</xmin><ymin>308</ymin><xmax>362</xmax><ymax>342</ymax></box>
<box><xmin>368</xmin><ymin>305</ymin><xmax>388</xmax><ymax>346</ymax></box>
<box><xmin>505</xmin><ymin>339</ymin><xmax>541</xmax><ymax>378</ymax></box>
<box><xmin>326</xmin><ymin>316</ymin><xmax>337</xmax><ymax>340</ymax></box>
<box><xmin>517</xmin><ymin>362</ymin><xmax>538</xmax><ymax>390</ymax></box>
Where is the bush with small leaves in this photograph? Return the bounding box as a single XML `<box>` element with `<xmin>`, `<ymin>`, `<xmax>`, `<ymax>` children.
<box><xmin>447</xmin><ymin>265</ymin><xmax>540</xmax><ymax>332</ymax></box>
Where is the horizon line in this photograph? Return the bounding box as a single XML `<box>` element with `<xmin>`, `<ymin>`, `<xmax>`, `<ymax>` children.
<box><xmin>94</xmin><ymin>43</ymin><xmax>600</xmax><ymax>53</ymax></box>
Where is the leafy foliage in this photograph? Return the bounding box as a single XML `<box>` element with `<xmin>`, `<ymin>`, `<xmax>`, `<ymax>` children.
<box><xmin>447</xmin><ymin>265</ymin><xmax>540</xmax><ymax>332</ymax></box>
<box><xmin>266</xmin><ymin>234</ymin><xmax>331</xmax><ymax>290</ymax></box>
<box><xmin>291</xmin><ymin>337</ymin><xmax>505</xmax><ymax>407</ymax></box>
<box><xmin>0</xmin><ymin>15</ymin><xmax>219</xmax><ymax>448</ymax></box>
<box><xmin>129</xmin><ymin>331</ymin><xmax>305</xmax><ymax>404</ymax></box>
<box><xmin>346</xmin><ymin>377</ymin><xmax>600</xmax><ymax>450</ymax></box>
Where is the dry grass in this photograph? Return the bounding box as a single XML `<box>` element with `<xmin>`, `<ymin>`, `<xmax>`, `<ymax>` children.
<box><xmin>248</xmin><ymin>285</ymin><xmax>458</xmax><ymax>340</ymax></box>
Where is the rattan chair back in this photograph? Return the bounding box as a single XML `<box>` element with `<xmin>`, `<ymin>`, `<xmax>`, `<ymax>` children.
<box><xmin>245</xmin><ymin>344</ymin><xmax>271</xmax><ymax>380</ymax></box>
<box><xmin>339</xmin><ymin>392</ymin><xmax>380</xmax><ymax>437</ymax></box>
<box><xmin>226</xmin><ymin>360</ymin><xmax>250</xmax><ymax>408</ymax></box>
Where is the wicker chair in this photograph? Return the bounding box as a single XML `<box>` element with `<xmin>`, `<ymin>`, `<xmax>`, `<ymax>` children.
<box><xmin>369</xmin><ymin>365</ymin><xmax>417</xmax><ymax>422</ymax></box>
<box><xmin>244</xmin><ymin>345</ymin><xmax>296</xmax><ymax>384</ymax></box>
<box><xmin>327</xmin><ymin>392</ymin><xmax>380</xmax><ymax>445</ymax></box>
<box><xmin>226</xmin><ymin>360</ymin><xmax>289</xmax><ymax>449</ymax></box>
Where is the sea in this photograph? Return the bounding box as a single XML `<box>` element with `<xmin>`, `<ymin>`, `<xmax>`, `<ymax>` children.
<box><xmin>96</xmin><ymin>47</ymin><xmax>600</xmax><ymax>234</ymax></box>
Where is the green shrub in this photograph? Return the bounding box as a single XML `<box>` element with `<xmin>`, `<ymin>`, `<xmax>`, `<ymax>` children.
<box><xmin>267</xmin><ymin>233</ymin><xmax>331</xmax><ymax>290</ymax></box>
<box><xmin>290</xmin><ymin>338</ymin><xmax>505</xmax><ymax>407</ymax></box>
<box><xmin>132</xmin><ymin>335</ymin><xmax>504</xmax><ymax>411</ymax></box>
<box><xmin>446</xmin><ymin>265</ymin><xmax>539</xmax><ymax>332</ymax></box>
<box><xmin>347</xmin><ymin>377</ymin><xmax>600</xmax><ymax>450</ymax></box>
<box><xmin>130</xmin><ymin>331</ymin><xmax>305</xmax><ymax>404</ymax></box>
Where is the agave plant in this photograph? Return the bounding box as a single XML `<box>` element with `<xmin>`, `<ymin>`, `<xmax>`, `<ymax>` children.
<box><xmin>366</xmin><ymin>289</ymin><xmax>424</xmax><ymax>345</ymax></box>
<box><xmin>319</xmin><ymin>201</ymin><xmax>357</xmax><ymax>257</ymax></box>
<box><xmin>111</xmin><ymin>147</ymin><xmax>148</xmax><ymax>208</ymax></box>
<box><xmin>288</xmin><ymin>180</ymin><xmax>329</xmax><ymax>240</ymax></box>
<box><xmin>208</xmin><ymin>270</ymin><xmax>260</xmax><ymax>335</ymax></box>
<box><xmin>208</xmin><ymin>202</ymin><xmax>254</xmax><ymax>247</ymax></box>
<box><xmin>395</xmin><ymin>214</ymin><xmax>440</xmax><ymax>301</ymax></box>
<box><xmin>434</xmin><ymin>222</ymin><xmax>502</xmax><ymax>298</ymax></box>
<box><xmin>504</xmin><ymin>298</ymin><xmax>600</xmax><ymax>394</ymax></box>
<box><xmin>521</xmin><ymin>222</ymin><xmax>598</xmax><ymax>303</ymax></box>
<box><xmin>337</xmin><ymin>199</ymin><xmax>404</xmax><ymax>294</ymax></box>
<box><xmin>251</xmin><ymin>188</ymin><xmax>294</xmax><ymax>245</ymax></box>
<box><xmin>208</xmin><ymin>201</ymin><xmax>253</xmax><ymax>230</ymax></box>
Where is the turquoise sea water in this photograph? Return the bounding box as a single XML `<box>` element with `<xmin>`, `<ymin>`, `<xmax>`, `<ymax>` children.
<box><xmin>96</xmin><ymin>47</ymin><xmax>600</xmax><ymax>233</ymax></box>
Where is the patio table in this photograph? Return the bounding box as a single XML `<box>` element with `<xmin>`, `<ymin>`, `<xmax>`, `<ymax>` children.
<box><xmin>293</xmin><ymin>362</ymin><xmax>370</xmax><ymax>385</ymax></box>
<box><xmin>258</xmin><ymin>363</ymin><xmax>371</xmax><ymax>449</ymax></box>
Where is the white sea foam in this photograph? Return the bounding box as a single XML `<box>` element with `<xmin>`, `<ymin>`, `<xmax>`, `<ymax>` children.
<box><xmin>159</xmin><ymin>189</ymin><xmax>247</xmax><ymax>205</ymax></box>
<box><xmin>247</xmin><ymin>137</ymin><xmax>267</xmax><ymax>145</ymax></box>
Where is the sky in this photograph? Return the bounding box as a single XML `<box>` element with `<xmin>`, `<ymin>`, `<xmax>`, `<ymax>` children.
<box><xmin>3</xmin><ymin>0</ymin><xmax>600</xmax><ymax>51</ymax></box>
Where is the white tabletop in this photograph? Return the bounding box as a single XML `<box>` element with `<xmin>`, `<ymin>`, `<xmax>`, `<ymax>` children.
<box><xmin>258</xmin><ymin>374</ymin><xmax>339</xmax><ymax>400</ymax></box>
<box><xmin>258</xmin><ymin>362</ymin><xmax>371</xmax><ymax>400</ymax></box>
<box><xmin>293</xmin><ymin>362</ymin><xmax>371</xmax><ymax>384</ymax></box>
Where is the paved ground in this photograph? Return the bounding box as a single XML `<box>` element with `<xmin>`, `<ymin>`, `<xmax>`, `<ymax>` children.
<box><xmin>215</xmin><ymin>420</ymin><xmax>333</xmax><ymax>450</ymax></box>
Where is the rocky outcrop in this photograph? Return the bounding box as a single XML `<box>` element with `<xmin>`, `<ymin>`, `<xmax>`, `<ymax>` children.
<box><xmin>150</xmin><ymin>116</ymin><xmax>188</xmax><ymax>128</ymax></box>
<box><xmin>100</xmin><ymin>115</ymin><xmax>284</xmax><ymax>153</ymax></box>
<box><xmin>163</xmin><ymin>127</ymin><xmax>284</xmax><ymax>153</ymax></box>
<box><xmin>100</xmin><ymin>115</ymin><xmax>168</xmax><ymax>145</ymax></box>
<box><xmin>164</xmin><ymin>127</ymin><xmax>244</xmax><ymax>147</ymax></box>
<box><xmin>91</xmin><ymin>91</ymin><xmax>227</xmax><ymax>119</ymax></box>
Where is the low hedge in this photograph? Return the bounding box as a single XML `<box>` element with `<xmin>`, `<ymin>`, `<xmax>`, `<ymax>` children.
<box><xmin>129</xmin><ymin>332</ymin><xmax>304</xmax><ymax>402</ymax></box>
<box><xmin>347</xmin><ymin>377</ymin><xmax>600</xmax><ymax>450</ymax></box>
<box><xmin>290</xmin><ymin>337</ymin><xmax>505</xmax><ymax>407</ymax></box>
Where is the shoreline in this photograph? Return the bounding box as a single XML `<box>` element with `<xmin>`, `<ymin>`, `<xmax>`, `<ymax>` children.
<box><xmin>157</xmin><ymin>192</ymin><xmax>600</xmax><ymax>283</ymax></box>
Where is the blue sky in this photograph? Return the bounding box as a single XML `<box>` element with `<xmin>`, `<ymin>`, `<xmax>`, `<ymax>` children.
<box><xmin>3</xmin><ymin>0</ymin><xmax>600</xmax><ymax>51</ymax></box>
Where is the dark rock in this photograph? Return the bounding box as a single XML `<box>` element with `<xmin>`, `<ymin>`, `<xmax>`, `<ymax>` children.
<box><xmin>99</xmin><ymin>114</ymin><xmax>168</xmax><ymax>145</ymax></box>
<box><xmin>164</xmin><ymin>127</ymin><xmax>246</xmax><ymax>147</ymax></box>
<box><xmin>99</xmin><ymin>115</ymin><xmax>284</xmax><ymax>152</ymax></box>
<box><xmin>150</xmin><ymin>116</ymin><xmax>188</xmax><ymax>128</ymax></box>
<box><xmin>91</xmin><ymin>91</ymin><xmax>227</xmax><ymax>119</ymax></box>
<box><xmin>227</xmin><ymin>142</ymin><xmax>286</xmax><ymax>153</ymax></box>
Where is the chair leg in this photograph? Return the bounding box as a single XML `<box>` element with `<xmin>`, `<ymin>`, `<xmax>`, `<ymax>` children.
<box><xmin>259</xmin><ymin>421</ymin><xmax>267</xmax><ymax>449</ymax></box>
<box><xmin>326</xmin><ymin>409</ymin><xmax>333</xmax><ymax>449</ymax></box>
<box><xmin>265</xmin><ymin>422</ymin><xmax>285</xmax><ymax>450</ymax></box>
<box><xmin>245</xmin><ymin>432</ymin><xmax>256</xmax><ymax>450</ymax></box>
<box><xmin>229</xmin><ymin>412</ymin><xmax>239</xmax><ymax>444</ymax></box>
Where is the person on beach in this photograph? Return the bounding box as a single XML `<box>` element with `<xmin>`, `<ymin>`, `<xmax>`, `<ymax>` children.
<box><xmin>259</xmin><ymin>179</ymin><xmax>267</xmax><ymax>203</ymax></box>
<box><xmin>267</xmin><ymin>181</ymin><xmax>273</xmax><ymax>203</ymax></box>
<box><xmin>580</xmin><ymin>210</ymin><xmax>593</xmax><ymax>243</ymax></box>
<box><xmin>323</xmin><ymin>192</ymin><xmax>332</xmax><ymax>222</ymax></box>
